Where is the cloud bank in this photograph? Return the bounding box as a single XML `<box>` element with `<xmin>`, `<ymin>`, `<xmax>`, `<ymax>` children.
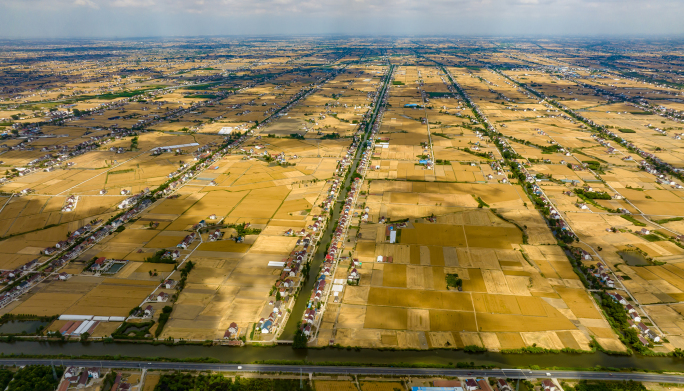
<box><xmin>0</xmin><ymin>0</ymin><xmax>681</xmax><ymax>38</ymax></box>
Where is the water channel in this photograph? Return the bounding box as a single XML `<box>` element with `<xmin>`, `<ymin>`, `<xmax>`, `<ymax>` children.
<box><xmin>280</xmin><ymin>67</ymin><xmax>392</xmax><ymax>340</ymax></box>
<box><xmin>1</xmin><ymin>341</ymin><xmax>683</xmax><ymax>371</ymax></box>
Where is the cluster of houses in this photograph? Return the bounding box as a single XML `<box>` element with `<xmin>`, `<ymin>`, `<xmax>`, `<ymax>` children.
<box><xmin>109</xmin><ymin>146</ymin><xmax>127</xmax><ymax>154</ymax></box>
<box><xmin>0</xmin><ymin>167</ymin><xmax>37</xmax><ymax>185</ymax></box>
<box><xmin>258</xmin><ymin>261</ymin><xmax>301</xmax><ymax>335</ymax></box>
<box><xmin>158</xmin><ymin>134</ymin><xmax>248</xmax><ymax>198</ymax></box>
<box><xmin>61</xmin><ymin>195</ymin><xmax>79</xmax><ymax>212</ymax></box>
<box><xmin>162</xmin><ymin>250</ymin><xmax>180</xmax><ymax>261</ymax></box>
<box><xmin>177</xmin><ymin>232</ymin><xmax>196</xmax><ymax>249</ymax></box>
<box><xmin>305</xmin><ymin>215</ymin><xmax>323</xmax><ymax>235</ymax></box>
<box><xmin>192</xmin><ymin>219</ymin><xmax>206</xmax><ymax>231</ymax></box>
<box><xmin>161</xmin><ymin>279</ymin><xmax>177</xmax><ymax>289</ymax></box>
<box><xmin>0</xmin><ymin>258</ymin><xmax>38</xmax><ymax>284</ymax></box>
<box><xmin>347</xmin><ymin>259</ymin><xmax>362</xmax><ymax>283</ymax></box>
<box><xmin>275</xmin><ymin>248</ymin><xmax>308</xmax><ymax>294</ymax></box>
<box><xmin>148</xmin><ymin>291</ymin><xmax>170</xmax><ymax>303</ymax></box>
<box><xmin>320</xmin><ymin>178</ymin><xmax>341</xmax><ymax>212</ymax></box>
<box><xmin>257</xmin><ymin>300</ymin><xmax>285</xmax><ymax>334</ymax></box>
<box><xmin>88</xmin><ymin>257</ymin><xmax>128</xmax><ymax>274</ymax></box>
<box><xmin>639</xmin><ymin>100</ymin><xmax>684</xmax><ymax>124</ymax></box>
<box><xmin>0</xmin><ymin>272</ymin><xmax>42</xmax><ymax>308</ymax></box>
<box><xmin>585</xmin><ymin>124</ymin><xmax>683</xmax><ymax>187</ymax></box>
<box><xmin>208</xmin><ymin>228</ymin><xmax>223</xmax><ymax>241</ymax></box>
<box><xmin>166</xmin><ymin>163</ymin><xmax>189</xmax><ymax>179</ymax></box>
<box><xmin>223</xmin><ymin>322</ymin><xmax>242</xmax><ymax>344</ymax></box>
<box><xmin>325</xmin><ymin>177</ymin><xmax>362</xmax><ymax>263</ymax></box>
<box><xmin>62</xmin><ymin>367</ymin><xmax>101</xmax><ymax>389</ymax></box>
<box><xmin>414</xmin><ymin>377</ymin><xmax>554</xmax><ymax>391</ymax></box>
<box><xmin>422</xmin><ymin>377</ymin><xmax>557</xmax><ymax>391</ymax></box>
<box><xmin>297</xmin><ymin>76</ymin><xmax>392</xmax><ymax>340</ymax></box>
<box><xmin>334</xmin><ymin>139</ymin><xmax>358</xmax><ymax>177</ymax></box>
<box><xmin>252</xmin><ymin>75</ymin><xmax>335</xmax><ymax>131</ymax></box>
<box><xmin>361</xmin><ymin>206</ymin><xmax>370</xmax><ymax>222</ymax></box>
<box><xmin>608</xmin><ymin>292</ymin><xmax>661</xmax><ymax>345</ymax></box>
<box><xmin>117</xmin><ymin>188</ymin><xmax>149</xmax><ymax>209</ymax></box>
<box><xmin>357</xmin><ymin>136</ymin><xmax>376</xmax><ymax>174</ymax></box>
<box><xmin>1</xmin><ymin>128</ymin><xmax>132</xmax><ymax>186</ymax></box>
<box><xmin>41</xmin><ymin>199</ymin><xmax>151</xmax><ymax>280</ymax></box>
<box><xmin>43</xmin><ymin>222</ymin><xmax>98</xmax><ymax>256</ymax></box>
<box><xmin>590</xmin><ymin>261</ymin><xmax>615</xmax><ymax>288</ymax></box>
<box><xmin>297</xmin><ymin>274</ymin><xmax>332</xmax><ymax>337</ymax></box>
<box><xmin>489</xmin><ymin>161</ymin><xmax>505</xmax><ymax>179</ymax></box>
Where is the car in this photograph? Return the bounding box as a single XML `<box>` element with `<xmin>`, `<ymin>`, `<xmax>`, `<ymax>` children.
<box><xmin>546</xmin><ymin>373</ymin><xmax>551</xmax><ymax>376</ymax></box>
<box><xmin>237</xmin><ymin>366</ymin><xmax>242</xmax><ymax>370</ymax></box>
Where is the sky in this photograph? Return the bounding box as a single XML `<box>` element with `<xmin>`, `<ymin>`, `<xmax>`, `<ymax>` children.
<box><xmin>0</xmin><ymin>0</ymin><xmax>682</xmax><ymax>38</ymax></box>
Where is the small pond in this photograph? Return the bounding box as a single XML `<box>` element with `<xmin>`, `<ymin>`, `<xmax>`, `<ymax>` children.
<box><xmin>0</xmin><ymin>320</ymin><xmax>49</xmax><ymax>335</ymax></box>
<box><xmin>618</xmin><ymin>251</ymin><xmax>649</xmax><ymax>266</ymax></box>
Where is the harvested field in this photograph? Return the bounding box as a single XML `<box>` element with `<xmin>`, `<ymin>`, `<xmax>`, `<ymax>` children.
<box><xmin>315</xmin><ymin>381</ymin><xmax>358</xmax><ymax>391</ymax></box>
<box><xmin>367</xmin><ymin>287</ymin><xmax>474</xmax><ymax>311</ymax></box>
<box><xmin>359</xmin><ymin>382</ymin><xmax>405</xmax><ymax>391</ymax></box>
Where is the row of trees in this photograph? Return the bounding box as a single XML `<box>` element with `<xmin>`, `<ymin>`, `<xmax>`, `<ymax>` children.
<box><xmin>155</xmin><ymin>374</ymin><xmax>311</xmax><ymax>391</ymax></box>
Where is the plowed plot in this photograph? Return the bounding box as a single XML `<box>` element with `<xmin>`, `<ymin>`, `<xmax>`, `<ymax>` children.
<box><xmin>400</xmin><ymin>224</ymin><xmax>467</xmax><ymax>247</ymax></box>
<box><xmin>555</xmin><ymin>287</ymin><xmax>602</xmax><ymax>319</ymax></box>
<box><xmin>399</xmin><ymin>223</ymin><xmax>521</xmax><ymax>249</ymax></box>
<box><xmin>228</xmin><ymin>187</ymin><xmax>290</xmax><ymax>219</ymax></box>
<box><xmin>429</xmin><ymin>310</ymin><xmax>477</xmax><ymax>331</ymax></box>
<box><xmin>367</xmin><ymin>287</ymin><xmax>473</xmax><ymax>311</ymax></box>
<box><xmin>364</xmin><ymin>306</ymin><xmax>407</xmax><ymax>329</ymax></box>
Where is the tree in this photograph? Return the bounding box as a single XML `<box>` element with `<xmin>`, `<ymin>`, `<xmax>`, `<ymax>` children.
<box><xmin>293</xmin><ymin>324</ymin><xmax>308</xmax><ymax>349</ymax></box>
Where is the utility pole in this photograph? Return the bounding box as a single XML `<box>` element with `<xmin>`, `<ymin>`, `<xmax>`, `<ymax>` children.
<box><xmin>51</xmin><ymin>360</ymin><xmax>57</xmax><ymax>381</ymax></box>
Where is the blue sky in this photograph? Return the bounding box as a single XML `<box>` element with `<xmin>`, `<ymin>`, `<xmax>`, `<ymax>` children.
<box><xmin>0</xmin><ymin>0</ymin><xmax>681</xmax><ymax>38</ymax></box>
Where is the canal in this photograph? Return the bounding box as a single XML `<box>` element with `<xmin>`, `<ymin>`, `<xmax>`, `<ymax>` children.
<box><xmin>1</xmin><ymin>341</ymin><xmax>683</xmax><ymax>371</ymax></box>
<box><xmin>280</xmin><ymin>65</ymin><xmax>393</xmax><ymax>340</ymax></box>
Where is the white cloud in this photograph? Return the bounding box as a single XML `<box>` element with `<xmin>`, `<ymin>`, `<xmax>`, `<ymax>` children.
<box><xmin>74</xmin><ymin>0</ymin><xmax>99</xmax><ymax>8</ymax></box>
<box><xmin>110</xmin><ymin>0</ymin><xmax>156</xmax><ymax>7</ymax></box>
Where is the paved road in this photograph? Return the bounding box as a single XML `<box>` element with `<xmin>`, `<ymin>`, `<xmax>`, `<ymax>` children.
<box><xmin>2</xmin><ymin>359</ymin><xmax>683</xmax><ymax>383</ymax></box>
